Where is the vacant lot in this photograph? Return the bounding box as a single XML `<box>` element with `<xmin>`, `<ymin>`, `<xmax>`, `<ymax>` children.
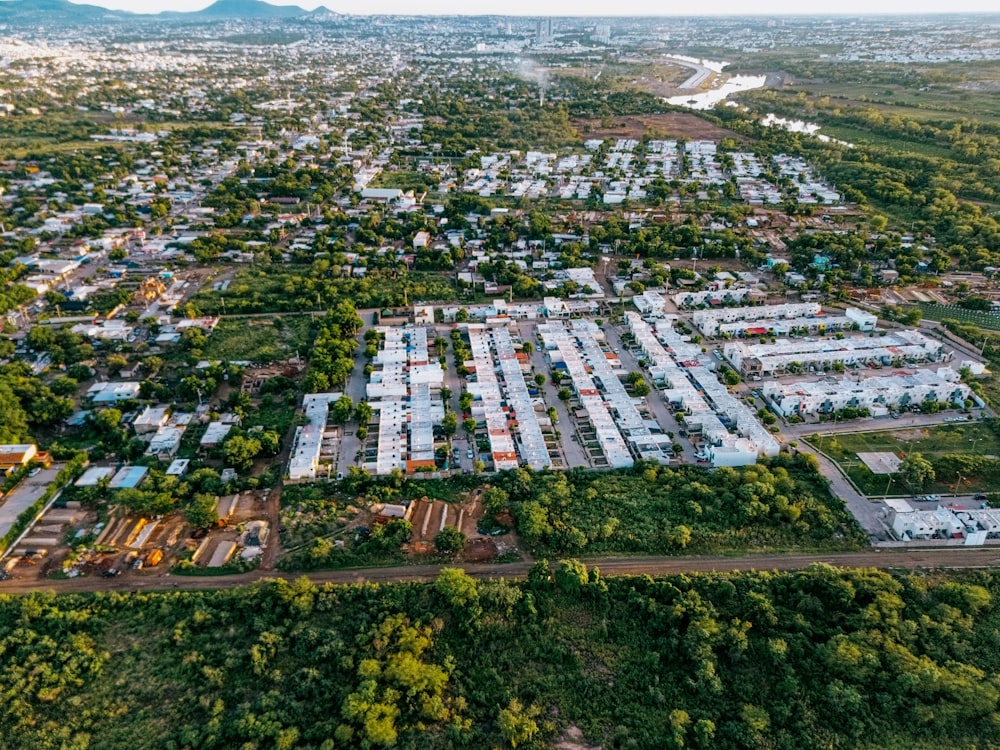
<box><xmin>203</xmin><ymin>316</ymin><xmax>313</xmax><ymax>363</ymax></box>
<box><xmin>808</xmin><ymin>421</ymin><xmax>1000</xmax><ymax>495</ymax></box>
<box><xmin>572</xmin><ymin>113</ymin><xmax>742</xmax><ymax>142</ymax></box>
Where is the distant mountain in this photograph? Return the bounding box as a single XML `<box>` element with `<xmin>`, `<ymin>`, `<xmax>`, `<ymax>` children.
<box><xmin>192</xmin><ymin>0</ymin><xmax>308</xmax><ymax>19</ymax></box>
<box><xmin>0</xmin><ymin>0</ymin><xmax>316</xmax><ymax>24</ymax></box>
<box><xmin>0</xmin><ymin>0</ymin><xmax>123</xmax><ymax>23</ymax></box>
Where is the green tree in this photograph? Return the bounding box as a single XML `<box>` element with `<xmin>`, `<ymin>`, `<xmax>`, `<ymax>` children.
<box><xmin>328</xmin><ymin>395</ymin><xmax>353</xmax><ymax>425</ymax></box>
<box><xmin>435</xmin><ymin>568</ymin><xmax>479</xmax><ymax>611</ymax></box>
<box><xmin>185</xmin><ymin>493</ymin><xmax>219</xmax><ymax>531</ymax></box>
<box><xmin>223</xmin><ymin>434</ymin><xmax>262</xmax><ymax>472</ymax></box>
<box><xmin>106</xmin><ymin>354</ymin><xmax>129</xmax><ymax>375</ymax></box>
<box><xmin>498</xmin><ymin>699</ymin><xmax>540</xmax><ymax>748</ymax></box>
<box><xmin>434</xmin><ymin>526</ymin><xmax>467</xmax><ymax>556</ymax></box>
<box><xmin>555</xmin><ymin>559</ymin><xmax>589</xmax><ymax>593</ymax></box>
<box><xmin>899</xmin><ymin>452</ymin><xmax>935</xmax><ymax>491</ymax></box>
<box><xmin>354</xmin><ymin>401</ymin><xmax>373</xmax><ymax>425</ymax></box>
<box><xmin>0</xmin><ymin>383</ymin><xmax>29</xmax><ymax>442</ymax></box>
<box><xmin>482</xmin><ymin>487</ymin><xmax>510</xmax><ymax>516</ymax></box>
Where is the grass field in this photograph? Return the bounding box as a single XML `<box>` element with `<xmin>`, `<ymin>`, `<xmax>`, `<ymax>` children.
<box><xmin>808</xmin><ymin>421</ymin><xmax>1000</xmax><ymax>496</ymax></box>
<box><xmin>812</xmin><ymin>124</ymin><xmax>957</xmax><ymax>158</ymax></box>
<box><xmin>916</xmin><ymin>303</ymin><xmax>1000</xmax><ymax>331</ymax></box>
<box><xmin>203</xmin><ymin>316</ymin><xmax>313</xmax><ymax>363</ymax></box>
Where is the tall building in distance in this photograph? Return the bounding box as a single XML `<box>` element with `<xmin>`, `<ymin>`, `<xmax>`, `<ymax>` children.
<box><xmin>594</xmin><ymin>24</ymin><xmax>612</xmax><ymax>44</ymax></box>
<box><xmin>536</xmin><ymin>18</ymin><xmax>553</xmax><ymax>42</ymax></box>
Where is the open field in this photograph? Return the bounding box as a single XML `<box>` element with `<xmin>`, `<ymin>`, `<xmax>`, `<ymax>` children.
<box><xmin>788</xmin><ymin>77</ymin><xmax>1000</xmax><ymax>123</ymax></box>
<box><xmin>808</xmin><ymin>421</ymin><xmax>1000</xmax><ymax>496</ymax></box>
<box><xmin>572</xmin><ymin>113</ymin><xmax>742</xmax><ymax>142</ymax></box>
<box><xmin>916</xmin><ymin>303</ymin><xmax>1000</xmax><ymax>331</ymax></box>
<box><xmin>796</xmin><ymin>122</ymin><xmax>958</xmax><ymax>158</ymax></box>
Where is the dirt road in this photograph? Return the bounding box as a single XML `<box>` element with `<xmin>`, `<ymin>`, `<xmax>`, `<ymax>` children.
<box><xmin>5</xmin><ymin>548</ymin><xmax>1000</xmax><ymax>596</ymax></box>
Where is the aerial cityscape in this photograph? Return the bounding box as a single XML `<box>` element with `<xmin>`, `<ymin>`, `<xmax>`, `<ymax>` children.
<box><xmin>2</xmin><ymin>3</ymin><xmax>1000</xmax><ymax>748</ymax></box>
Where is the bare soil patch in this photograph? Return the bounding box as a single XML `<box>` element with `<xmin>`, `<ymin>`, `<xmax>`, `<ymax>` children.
<box><xmin>572</xmin><ymin>113</ymin><xmax>742</xmax><ymax>142</ymax></box>
<box><xmin>554</xmin><ymin>726</ymin><xmax>602</xmax><ymax>750</ymax></box>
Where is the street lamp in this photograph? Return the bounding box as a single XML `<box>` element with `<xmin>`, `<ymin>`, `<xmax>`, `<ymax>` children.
<box><xmin>953</xmin><ymin>473</ymin><xmax>965</xmax><ymax>496</ymax></box>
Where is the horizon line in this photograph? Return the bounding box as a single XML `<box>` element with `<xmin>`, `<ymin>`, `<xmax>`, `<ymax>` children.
<box><xmin>56</xmin><ymin>1</ymin><xmax>1000</xmax><ymax>16</ymax></box>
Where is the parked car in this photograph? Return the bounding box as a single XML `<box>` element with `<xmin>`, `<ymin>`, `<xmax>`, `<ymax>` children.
<box><xmin>466</xmin><ymin>449</ymin><xmax>474</xmax><ymax>459</ymax></box>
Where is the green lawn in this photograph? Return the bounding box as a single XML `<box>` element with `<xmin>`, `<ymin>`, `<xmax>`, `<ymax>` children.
<box><xmin>808</xmin><ymin>421</ymin><xmax>1000</xmax><ymax>496</ymax></box>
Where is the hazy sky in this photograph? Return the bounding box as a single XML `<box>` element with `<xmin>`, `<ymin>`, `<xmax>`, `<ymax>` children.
<box><xmin>72</xmin><ymin>0</ymin><xmax>1000</xmax><ymax>15</ymax></box>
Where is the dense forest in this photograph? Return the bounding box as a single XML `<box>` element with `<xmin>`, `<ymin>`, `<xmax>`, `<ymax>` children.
<box><xmin>4</xmin><ymin>565</ymin><xmax>1000</xmax><ymax>749</ymax></box>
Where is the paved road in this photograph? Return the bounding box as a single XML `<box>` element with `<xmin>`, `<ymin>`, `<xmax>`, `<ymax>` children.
<box><xmin>791</xmin><ymin>442</ymin><xmax>887</xmax><ymax>537</ymax></box>
<box><xmin>602</xmin><ymin>322</ymin><xmax>697</xmax><ymax>463</ymax></box>
<box><xmin>5</xmin><ymin>548</ymin><xmax>1000</xmax><ymax>595</ymax></box>
<box><xmin>520</xmin><ymin>324</ymin><xmax>589</xmax><ymax>469</ymax></box>
<box><xmin>781</xmin><ymin>411</ymin><xmax>986</xmax><ymax>439</ymax></box>
<box><xmin>0</xmin><ymin>466</ymin><xmax>61</xmax><ymax>542</ymax></box>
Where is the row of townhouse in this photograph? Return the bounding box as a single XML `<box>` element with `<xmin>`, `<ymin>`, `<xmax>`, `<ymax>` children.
<box><xmin>692</xmin><ymin>303</ymin><xmax>878</xmax><ymax>338</ymax></box>
<box><xmin>762</xmin><ymin>367</ymin><xmax>978</xmax><ymax>418</ymax></box>
<box><xmin>538</xmin><ymin>321</ymin><xmax>635</xmax><ymax>468</ymax></box>
<box><xmin>465</xmin><ymin>324</ymin><xmax>551</xmax><ymax>471</ymax></box>
<box><xmin>288</xmin><ymin>393</ymin><xmax>341</xmax><ymax>481</ymax></box>
<box><xmin>366</xmin><ymin>326</ymin><xmax>445</xmax><ymax>475</ymax></box>
<box><xmin>626</xmin><ymin>312</ymin><xmax>780</xmax><ymax>466</ymax></box>
<box><xmin>724</xmin><ymin>329</ymin><xmax>947</xmax><ymax>378</ymax></box>
<box><xmin>888</xmin><ymin>499</ymin><xmax>1000</xmax><ymax>544</ymax></box>
<box><xmin>444</xmin><ymin>139</ymin><xmax>838</xmax><ymax>206</ymax></box>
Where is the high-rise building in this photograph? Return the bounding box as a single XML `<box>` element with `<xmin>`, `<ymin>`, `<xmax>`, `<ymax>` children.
<box><xmin>536</xmin><ymin>18</ymin><xmax>553</xmax><ymax>41</ymax></box>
